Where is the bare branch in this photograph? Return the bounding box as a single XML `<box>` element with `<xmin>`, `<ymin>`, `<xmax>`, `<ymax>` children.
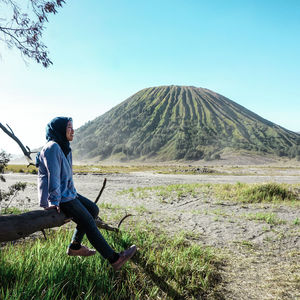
<box><xmin>41</xmin><ymin>228</ymin><xmax>47</xmax><ymax>240</ymax></box>
<box><xmin>118</xmin><ymin>213</ymin><xmax>133</xmax><ymax>229</ymax></box>
<box><xmin>95</xmin><ymin>217</ymin><xmax>119</xmax><ymax>233</ymax></box>
<box><xmin>6</xmin><ymin>123</ymin><xmax>14</xmax><ymax>135</ymax></box>
<box><xmin>0</xmin><ymin>122</ymin><xmax>34</xmax><ymax>165</ymax></box>
<box><xmin>94</xmin><ymin>178</ymin><xmax>107</xmax><ymax>204</ymax></box>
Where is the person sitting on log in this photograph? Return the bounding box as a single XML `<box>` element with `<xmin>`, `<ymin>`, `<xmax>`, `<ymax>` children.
<box><xmin>36</xmin><ymin>116</ymin><xmax>136</xmax><ymax>270</ymax></box>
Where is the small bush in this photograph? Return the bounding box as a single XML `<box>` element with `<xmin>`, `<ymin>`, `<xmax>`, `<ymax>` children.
<box><xmin>30</xmin><ymin>168</ymin><xmax>38</xmax><ymax>174</ymax></box>
<box><xmin>214</xmin><ymin>182</ymin><xmax>299</xmax><ymax>203</ymax></box>
<box><xmin>243</xmin><ymin>183</ymin><xmax>295</xmax><ymax>202</ymax></box>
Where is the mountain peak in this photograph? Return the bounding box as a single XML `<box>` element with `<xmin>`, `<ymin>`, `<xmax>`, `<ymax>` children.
<box><xmin>72</xmin><ymin>86</ymin><xmax>300</xmax><ymax>161</ymax></box>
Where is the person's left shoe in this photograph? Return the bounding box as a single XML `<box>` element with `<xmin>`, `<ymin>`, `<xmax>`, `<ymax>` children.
<box><xmin>67</xmin><ymin>245</ymin><xmax>96</xmax><ymax>257</ymax></box>
<box><xmin>112</xmin><ymin>245</ymin><xmax>137</xmax><ymax>270</ymax></box>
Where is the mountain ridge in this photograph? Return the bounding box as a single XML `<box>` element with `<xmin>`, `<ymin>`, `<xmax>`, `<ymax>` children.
<box><xmin>72</xmin><ymin>85</ymin><xmax>300</xmax><ymax>162</ymax></box>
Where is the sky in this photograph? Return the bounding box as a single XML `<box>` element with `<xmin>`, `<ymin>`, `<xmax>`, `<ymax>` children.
<box><xmin>0</xmin><ymin>0</ymin><xmax>300</xmax><ymax>155</ymax></box>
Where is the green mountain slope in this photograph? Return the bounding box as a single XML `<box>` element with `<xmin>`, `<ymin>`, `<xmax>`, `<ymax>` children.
<box><xmin>72</xmin><ymin>86</ymin><xmax>300</xmax><ymax>161</ymax></box>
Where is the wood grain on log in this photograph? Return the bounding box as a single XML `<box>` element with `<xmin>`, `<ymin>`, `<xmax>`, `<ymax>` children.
<box><xmin>0</xmin><ymin>210</ymin><xmax>122</xmax><ymax>243</ymax></box>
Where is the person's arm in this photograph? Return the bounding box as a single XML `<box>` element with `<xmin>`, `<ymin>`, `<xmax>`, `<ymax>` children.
<box><xmin>43</xmin><ymin>144</ymin><xmax>62</xmax><ymax>207</ymax></box>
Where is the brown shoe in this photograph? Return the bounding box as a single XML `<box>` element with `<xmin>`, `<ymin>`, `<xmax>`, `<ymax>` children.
<box><xmin>67</xmin><ymin>245</ymin><xmax>96</xmax><ymax>257</ymax></box>
<box><xmin>112</xmin><ymin>245</ymin><xmax>137</xmax><ymax>270</ymax></box>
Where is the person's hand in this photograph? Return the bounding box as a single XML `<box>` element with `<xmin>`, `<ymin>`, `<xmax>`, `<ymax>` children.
<box><xmin>44</xmin><ymin>205</ymin><xmax>60</xmax><ymax>213</ymax></box>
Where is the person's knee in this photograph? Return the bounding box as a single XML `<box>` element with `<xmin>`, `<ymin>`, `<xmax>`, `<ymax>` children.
<box><xmin>92</xmin><ymin>204</ymin><xmax>99</xmax><ymax>218</ymax></box>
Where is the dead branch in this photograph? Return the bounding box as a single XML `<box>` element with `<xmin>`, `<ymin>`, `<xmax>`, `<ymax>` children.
<box><xmin>118</xmin><ymin>213</ymin><xmax>133</xmax><ymax>229</ymax></box>
<box><xmin>0</xmin><ymin>122</ymin><xmax>34</xmax><ymax>166</ymax></box>
<box><xmin>94</xmin><ymin>178</ymin><xmax>107</xmax><ymax>204</ymax></box>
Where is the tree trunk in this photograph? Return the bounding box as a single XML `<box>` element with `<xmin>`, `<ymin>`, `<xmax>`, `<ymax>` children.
<box><xmin>0</xmin><ymin>209</ymin><xmax>120</xmax><ymax>243</ymax></box>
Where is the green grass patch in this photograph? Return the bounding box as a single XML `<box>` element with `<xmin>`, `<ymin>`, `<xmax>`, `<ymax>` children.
<box><xmin>97</xmin><ymin>202</ymin><xmax>122</xmax><ymax>210</ymax></box>
<box><xmin>5</xmin><ymin>164</ymin><xmax>38</xmax><ymax>174</ymax></box>
<box><xmin>0</xmin><ymin>207</ymin><xmax>25</xmax><ymax>215</ymax></box>
<box><xmin>118</xmin><ymin>183</ymin><xmax>204</xmax><ymax>203</ymax></box>
<box><xmin>293</xmin><ymin>218</ymin><xmax>300</xmax><ymax>226</ymax></box>
<box><xmin>243</xmin><ymin>212</ymin><xmax>286</xmax><ymax>225</ymax></box>
<box><xmin>213</xmin><ymin>182</ymin><xmax>300</xmax><ymax>204</ymax></box>
<box><xmin>0</xmin><ymin>227</ymin><xmax>221</xmax><ymax>299</ymax></box>
<box><xmin>119</xmin><ymin>182</ymin><xmax>300</xmax><ymax>205</ymax></box>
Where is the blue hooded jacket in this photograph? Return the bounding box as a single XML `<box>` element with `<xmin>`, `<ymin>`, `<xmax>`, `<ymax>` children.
<box><xmin>37</xmin><ymin>117</ymin><xmax>77</xmax><ymax>207</ymax></box>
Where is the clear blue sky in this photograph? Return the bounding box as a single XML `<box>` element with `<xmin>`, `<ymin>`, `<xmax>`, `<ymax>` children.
<box><xmin>1</xmin><ymin>0</ymin><xmax>300</xmax><ymax>154</ymax></box>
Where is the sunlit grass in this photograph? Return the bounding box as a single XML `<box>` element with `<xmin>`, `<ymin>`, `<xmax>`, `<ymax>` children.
<box><xmin>118</xmin><ymin>184</ymin><xmax>203</xmax><ymax>203</ymax></box>
<box><xmin>5</xmin><ymin>164</ymin><xmax>38</xmax><ymax>174</ymax></box>
<box><xmin>243</xmin><ymin>212</ymin><xmax>286</xmax><ymax>225</ymax></box>
<box><xmin>119</xmin><ymin>182</ymin><xmax>300</xmax><ymax>205</ymax></box>
<box><xmin>213</xmin><ymin>182</ymin><xmax>300</xmax><ymax>204</ymax></box>
<box><xmin>0</xmin><ymin>226</ymin><xmax>221</xmax><ymax>299</ymax></box>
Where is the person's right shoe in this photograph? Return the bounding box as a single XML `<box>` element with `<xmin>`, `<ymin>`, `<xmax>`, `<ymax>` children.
<box><xmin>67</xmin><ymin>245</ymin><xmax>96</xmax><ymax>257</ymax></box>
<box><xmin>112</xmin><ymin>245</ymin><xmax>137</xmax><ymax>270</ymax></box>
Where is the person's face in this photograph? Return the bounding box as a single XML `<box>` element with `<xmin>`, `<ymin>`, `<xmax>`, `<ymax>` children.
<box><xmin>66</xmin><ymin>121</ymin><xmax>74</xmax><ymax>141</ymax></box>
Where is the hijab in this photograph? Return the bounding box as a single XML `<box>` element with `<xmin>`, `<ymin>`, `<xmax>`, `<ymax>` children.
<box><xmin>45</xmin><ymin>117</ymin><xmax>72</xmax><ymax>157</ymax></box>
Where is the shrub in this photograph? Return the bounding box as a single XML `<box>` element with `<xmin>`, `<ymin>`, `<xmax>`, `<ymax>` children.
<box><xmin>214</xmin><ymin>182</ymin><xmax>298</xmax><ymax>203</ymax></box>
<box><xmin>244</xmin><ymin>183</ymin><xmax>295</xmax><ymax>202</ymax></box>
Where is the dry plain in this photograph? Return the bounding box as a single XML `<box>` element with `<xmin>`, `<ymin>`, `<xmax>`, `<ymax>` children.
<box><xmin>2</xmin><ymin>162</ymin><xmax>300</xmax><ymax>300</ymax></box>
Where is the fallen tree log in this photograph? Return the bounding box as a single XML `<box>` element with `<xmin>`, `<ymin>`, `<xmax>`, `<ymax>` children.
<box><xmin>0</xmin><ymin>209</ymin><xmax>130</xmax><ymax>243</ymax></box>
<box><xmin>0</xmin><ymin>178</ymin><xmax>132</xmax><ymax>243</ymax></box>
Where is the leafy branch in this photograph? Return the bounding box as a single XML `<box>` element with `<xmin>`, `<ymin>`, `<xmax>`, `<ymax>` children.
<box><xmin>0</xmin><ymin>0</ymin><xmax>65</xmax><ymax>67</ymax></box>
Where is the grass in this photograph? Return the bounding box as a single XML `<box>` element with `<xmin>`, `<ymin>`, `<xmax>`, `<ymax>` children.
<box><xmin>0</xmin><ymin>226</ymin><xmax>221</xmax><ymax>299</ymax></box>
<box><xmin>243</xmin><ymin>212</ymin><xmax>286</xmax><ymax>225</ymax></box>
<box><xmin>233</xmin><ymin>240</ymin><xmax>255</xmax><ymax>249</ymax></box>
<box><xmin>5</xmin><ymin>165</ymin><xmax>38</xmax><ymax>174</ymax></box>
<box><xmin>0</xmin><ymin>207</ymin><xmax>25</xmax><ymax>215</ymax></box>
<box><xmin>213</xmin><ymin>182</ymin><xmax>300</xmax><ymax>204</ymax></box>
<box><xmin>97</xmin><ymin>202</ymin><xmax>122</xmax><ymax>210</ymax></box>
<box><xmin>119</xmin><ymin>182</ymin><xmax>300</xmax><ymax>205</ymax></box>
<box><xmin>118</xmin><ymin>183</ymin><xmax>202</xmax><ymax>204</ymax></box>
<box><xmin>5</xmin><ymin>164</ymin><xmax>218</xmax><ymax>175</ymax></box>
<box><xmin>293</xmin><ymin>218</ymin><xmax>300</xmax><ymax>225</ymax></box>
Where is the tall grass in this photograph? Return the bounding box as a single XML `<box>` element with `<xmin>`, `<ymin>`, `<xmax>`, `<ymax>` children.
<box><xmin>214</xmin><ymin>182</ymin><xmax>299</xmax><ymax>203</ymax></box>
<box><xmin>0</xmin><ymin>227</ymin><xmax>221</xmax><ymax>299</ymax></box>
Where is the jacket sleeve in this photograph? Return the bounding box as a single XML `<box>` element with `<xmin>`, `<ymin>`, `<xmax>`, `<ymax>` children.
<box><xmin>43</xmin><ymin>144</ymin><xmax>62</xmax><ymax>206</ymax></box>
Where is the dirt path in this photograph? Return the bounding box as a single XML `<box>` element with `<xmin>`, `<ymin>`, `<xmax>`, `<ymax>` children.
<box><xmin>2</xmin><ymin>172</ymin><xmax>300</xmax><ymax>299</ymax></box>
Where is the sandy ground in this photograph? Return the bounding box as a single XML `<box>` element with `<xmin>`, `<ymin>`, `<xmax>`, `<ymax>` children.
<box><xmin>1</xmin><ymin>170</ymin><xmax>300</xmax><ymax>299</ymax></box>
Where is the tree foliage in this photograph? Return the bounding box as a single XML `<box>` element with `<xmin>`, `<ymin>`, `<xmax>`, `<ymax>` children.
<box><xmin>0</xmin><ymin>150</ymin><xmax>10</xmax><ymax>182</ymax></box>
<box><xmin>0</xmin><ymin>0</ymin><xmax>65</xmax><ymax>67</ymax></box>
<box><xmin>0</xmin><ymin>150</ymin><xmax>27</xmax><ymax>214</ymax></box>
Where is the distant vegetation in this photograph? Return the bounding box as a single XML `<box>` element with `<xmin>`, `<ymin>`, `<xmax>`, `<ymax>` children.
<box><xmin>72</xmin><ymin>86</ymin><xmax>300</xmax><ymax>162</ymax></box>
<box><xmin>5</xmin><ymin>164</ymin><xmax>217</xmax><ymax>175</ymax></box>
